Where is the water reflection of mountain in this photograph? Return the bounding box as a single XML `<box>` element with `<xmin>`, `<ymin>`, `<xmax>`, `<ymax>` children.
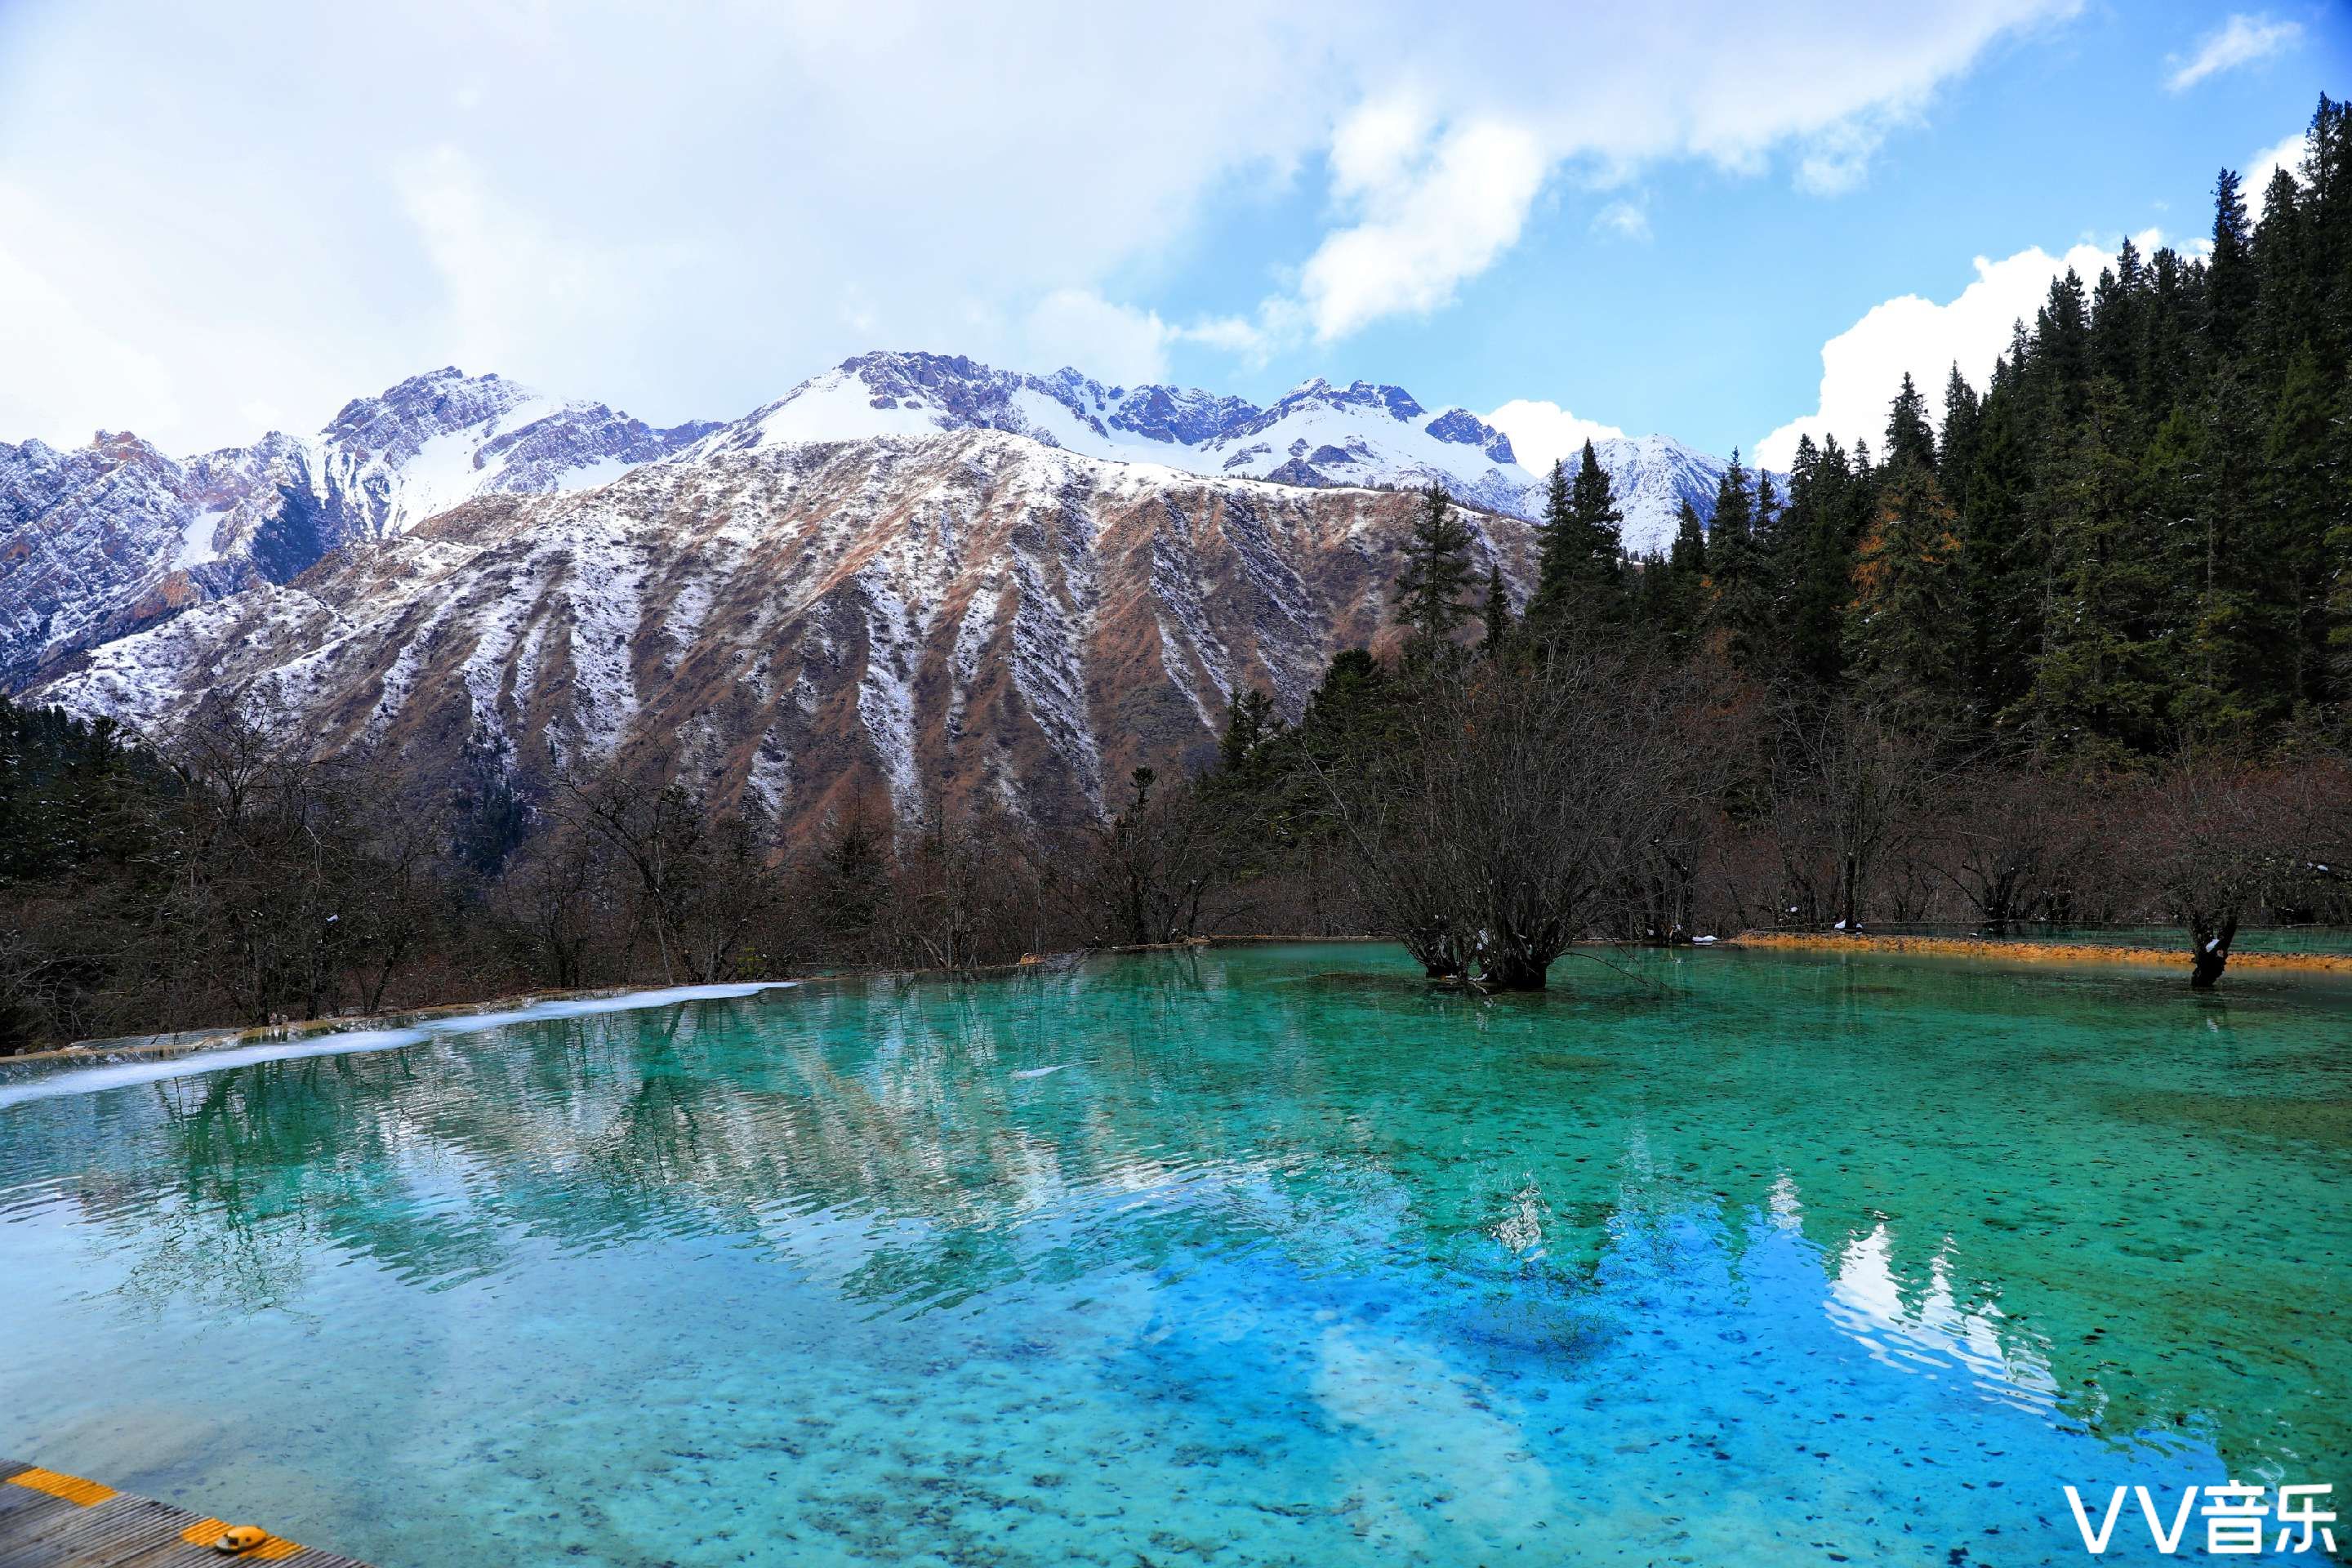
<box><xmin>6</xmin><ymin>945</ymin><xmax>2345</xmax><ymax>1481</ymax></box>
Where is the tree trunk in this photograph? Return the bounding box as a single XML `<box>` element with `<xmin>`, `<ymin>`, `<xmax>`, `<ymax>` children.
<box><xmin>2189</xmin><ymin>915</ymin><xmax>2238</xmax><ymax>991</ymax></box>
<box><xmin>1481</xmin><ymin>953</ymin><xmax>1550</xmax><ymax>991</ymax></box>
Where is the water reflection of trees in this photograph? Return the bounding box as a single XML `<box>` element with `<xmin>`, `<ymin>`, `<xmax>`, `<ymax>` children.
<box><xmin>25</xmin><ymin>969</ymin><xmax>1413</xmax><ymax>1312</ymax></box>
<box><xmin>11</xmin><ymin>948</ymin><xmax>2344</xmax><ymax>1476</ymax></box>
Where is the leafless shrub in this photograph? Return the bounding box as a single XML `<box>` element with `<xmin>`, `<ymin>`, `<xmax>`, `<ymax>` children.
<box><xmin>1312</xmin><ymin>648</ymin><xmax>1704</xmax><ymax>988</ymax></box>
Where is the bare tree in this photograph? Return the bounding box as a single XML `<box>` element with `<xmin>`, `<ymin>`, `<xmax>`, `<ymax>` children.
<box><xmin>493</xmin><ymin>826</ymin><xmax>616</xmax><ymax>988</ymax></box>
<box><xmin>1923</xmin><ymin>764</ymin><xmax>2102</xmax><ymax>933</ymax></box>
<box><xmin>1766</xmin><ymin>698</ymin><xmax>1940</xmax><ymax>932</ymax></box>
<box><xmin>1314</xmin><ymin>648</ymin><xmax>1699</xmax><ymax>988</ymax></box>
<box><xmin>2142</xmin><ymin>754</ymin><xmax>2351</xmax><ymax>987</ymax></box>
<box><xmin>547</xmin><ymin>770</ymin><xmax>777</xmax><ymax>984</ymax></box>
<box><xmin>1067</xmin><ymin>767</ymin><xmax>1241</xmax><ymax>947</ymax></box>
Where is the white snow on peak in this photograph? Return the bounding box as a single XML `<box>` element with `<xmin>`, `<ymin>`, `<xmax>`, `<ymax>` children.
<box><xmin>689</xmin><ymin>350</ymin><xmax>1756</xmax><ymax>554</ymax></box>
<box><xmin>172</xmin><ymin>502</ymin><xmax>233</xmax><ymax>571</ymax></box>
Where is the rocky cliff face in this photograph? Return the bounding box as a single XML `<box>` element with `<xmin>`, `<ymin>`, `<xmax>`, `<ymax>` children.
<box><xmin>33</xmin><ymin>433</ymin><xmax>1532</xmax><ymax>833</ymax></box>
<box><xmin>0</xmin><ymin>369</ymin><xmax>713</xmax><ymax>684</ymax></box>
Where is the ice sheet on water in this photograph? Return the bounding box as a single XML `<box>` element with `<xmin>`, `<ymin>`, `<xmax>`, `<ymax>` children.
<box><xmin>0</xmin><ymin>982</ymin><xmax>796</xmax><ymax>1110</ymax></box>
<box><xmin>0</xmin><ymin>1027</ymin><xmax>430</xmax><ymax>1110</ymax></box>
<box><xmin>417</xmin><ymin>982</ymin><xmax>795</xmax><ymax>1036</ymax></box>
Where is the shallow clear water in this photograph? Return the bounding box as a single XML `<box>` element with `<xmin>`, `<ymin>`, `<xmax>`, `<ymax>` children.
<box><xmin>2</xmin><ymin>945</ymin><xmax>2347</xmax><ymax>1566</ymax></box>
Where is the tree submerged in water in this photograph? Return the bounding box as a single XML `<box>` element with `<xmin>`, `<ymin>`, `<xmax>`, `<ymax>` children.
<box><xmin>1306</xmin><ymin>642</ymin><xmax>1711</xmax><ymax>991</ymax></box>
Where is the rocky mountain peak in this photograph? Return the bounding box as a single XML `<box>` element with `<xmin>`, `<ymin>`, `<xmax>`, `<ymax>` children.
<box><xmin>323</xmin><ymin>367</ymin><xmax>550</xmax><ymax>462</ymax></box>
<box><xmin>1420</xmin><ymin>409</ymin><xmax>1517</xmax><ymax>466</ymax></box>
<box><xmin>0</xmin><ymin>369</ymin><xmax>715</xmax><ymax>684</ymax></box>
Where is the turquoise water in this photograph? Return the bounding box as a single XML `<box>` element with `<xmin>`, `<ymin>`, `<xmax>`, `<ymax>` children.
<box><xmin>2</xmin><ymin>945</ymin><xmax>2347</xmax><ymax>1566</ymax></box>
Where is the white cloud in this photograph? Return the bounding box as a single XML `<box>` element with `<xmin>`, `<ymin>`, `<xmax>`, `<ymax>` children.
<box><xmin>1298</xmin><ymin>118</ymin><xmax>1548</xmax><ymax>341</ymax></box>
<box><xmin>1484</xmin><ymin>399</ymin><xmax>1629</xmax><ymax>474</ymax></box>
<box><xmin>1329</xmin><ymin>94</ymin><xmax>1435</xmax><ymax>199</ymax></box>
<box><xmin>1261</xmin><ymin>1</ymin><xmax>2075</xmax><ymax>346</ymax></box>
<box><xmin>2166</xmin><ymin>13</ymin><xmax>2302</xmax><ymax>91</ymax></box>
<box><xmin>0</xmin><ymin>217</ymin><xmax>182</xmax><ymax>448</ymax></box>
<box><xmin>1795</xmin><ymin>112</ymin><xmax>1912</xmax><ymax>196</ymax></box>
<box><xmin>1181</xmin><ymin>314</ymin><xmax>1272</xmax><ymax>358</ymax></box>
<box><xmin>1019</xmin><ymin>289</ymin><xmax>1272</xmax><ymax>384</ymax></box>
<box><xmin>1021</xmin><ymin>290</ymin><xmax>1178</xmax><ymax>385</ymax></box>
<box><xmin>1592</xmin><ymin>199</ymin><xmax>1653</xmax><ymax>241</ymax></box>
<box><xmin>394</xmin><ymin>147</ymin><xmax>675</xmax><ymax>379</ymax></box>
<box><xmin>0</xmin><ymin>1</ymin><xmax>2083</xmax><ymax>449</ymax></box>
<box><xmin>2245</xmin><ymin>128</ymin><xmax>2311</xmax><ymax>222</ymax></box>
<box><xmin>1755</xmin><ymin>238</ymin><xmax>2127</xmax><ymax>470</ymax></box>
<box><xmin>0</xmin><ymin>0</ymin><xmax>1334</xmax><ymax>447</ymax></box>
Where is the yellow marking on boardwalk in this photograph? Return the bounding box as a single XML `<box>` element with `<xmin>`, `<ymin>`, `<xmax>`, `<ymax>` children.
<box><xmin>2</xmin><ymin>1459</ymin><xmax>363</xmax><ymax>1566</ymax></box>
<box><xmin>7</xmin><ymin>1467</ymin><xmax>117</xmax><ymax>1506</ymax></box>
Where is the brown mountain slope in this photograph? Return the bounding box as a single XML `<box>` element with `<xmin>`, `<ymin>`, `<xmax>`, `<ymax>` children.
<box><xmin>35</xmin><ymin>431</ymin><xmax>1531</xmax><ymax>834</ymax></box>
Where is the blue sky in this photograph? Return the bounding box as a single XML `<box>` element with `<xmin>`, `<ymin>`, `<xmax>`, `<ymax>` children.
<box><xmin>1</xmin><ymin>2</ymin><xmax>2343</xmax><ymax>468</ymax></box>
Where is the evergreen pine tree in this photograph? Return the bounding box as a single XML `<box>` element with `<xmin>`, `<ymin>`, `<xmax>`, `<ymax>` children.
<box><xmin>1784</xmin><ymin>435</ymin><xmax>1866</xmax><ymax>685</ymax></box>
<box><xmin>1885</xmin><ymin>372</ymin><xmax>1937</xmax><ymax>471</ymax></box>
<box><xmin>1296</xmin><ymin>648</ymin><xmax>1401</xmax><ymax>778</ymax></box>
<box><xmin>1567</xmin><ymin>439</ymin><xmax>1627</xmax><ymax>587</ymax></box>
<box><xmin>1652</xmin><ymin>501</ymin><xmax>1710</xmax><ymax>662</ymax></box>
<box><xmin>1269</xmin><ymin>649</ymin><xmax>1399</xmax><ymax>862</ymax></box>
<box><xmin>1938</xmin><ymin>365</ymin><xmax>1981</xmax><ymax>509</ymax></box>
<box><xmin>1668</xmin><ymin>498</ymin><xmax>1708</xmax><ymax>577</ymax></box>
<box><xmin>1846</xmin><ymin>457</ymin><xmax>1967</xmax><ymax>728</ymax></box>
<box><xmin>1704</xmin><ymin>451</ymin><xmax>1773</xmax><ymax>668</ymax></box>
<box><xmin>1960</xmin><ymin>358</ymin><xmax>2038</xmax><ymax>717</ymax></box>
<box><xmin>1534</xmin><ymin>458</ymin><xmax>1575</xmax><ymax>609</ymax></box>
<box><xmin>2332</xmin><ymin>380</ymin><xmax>2352</xmax><ymax>698</ymax></box>
<box><xmin>1532</xmin><ymin>442</ymin><xmax>1627</xmax><ymax>633</ymax></box>
<box><xmin>1215</xmin><ymin>688</ymin><xmax>1281</xmax><ymax>777</ymax></box>
<box><xmin>2035</xmin><ymin>270</ymin><xmax>2093</xmax><ymax>425</ymax></box>
<box><xmin>1754</xmin><ymin>469</ymin><xmax>1781</xmax><ymax>546</ymax></box>
<box><xmin>2020</xmin><ymin>381</ymin><xmax>2173</xmax><ymax>754</ymax></box>
<box><xmin>2251</xmin><ymin>163</ymin><xmax>2312</xmax><ymax>374</ymax></box>
<box><xmin>2089</xmin><ymin>238</ymin><xmax>2146</xmax><ymax>403</ymax></box>
<box><xmin>1393</xmin><ymin>484</ymin><xmax>1477</xmax><ymax>657</ymax></box>
<box><xmin>2140</xmin><ymin>246</ymin><xmax>2195</xmax><ymax>394</ymax></box>
<box><xmin>2303</xmin><ymin>97</ymin><xmax>2351</xmax><ymax>367</ymax></box>
<box><xmin>2264</xmin><ymin>342</ymin><xmax>2340</xmax><ymax>707</ymax></box>
<box><xmin>2189</xmin><ymin>373</ymin><xmax>2285</xmax><ymax>728</ymax></box>
<box><xmin>2207</xmin><ymin>167</ymin><xmax>2257</xmax><ymax>364</ymax></box>
<box><xmin>1481</xmin><ymin>565</ymin><xmax>1512</xmax><ymax>651</ymax></box>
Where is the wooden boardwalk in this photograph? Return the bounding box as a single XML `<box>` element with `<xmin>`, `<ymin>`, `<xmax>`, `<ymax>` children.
<box><xmin>0</xmin><ymin>1461</ymin><xmax>370</xmax><ymax>1568</ymax></box>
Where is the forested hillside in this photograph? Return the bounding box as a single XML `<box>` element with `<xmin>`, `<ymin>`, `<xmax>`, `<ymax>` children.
<box><xmin>1633</xmin><ymin>96</ymin><xmax>2350</xmax><ymax>749</ymax></box>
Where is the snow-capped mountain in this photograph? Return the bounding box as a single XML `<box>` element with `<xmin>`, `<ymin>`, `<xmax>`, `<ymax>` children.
<box><xmin>0</xmin><ymin>370</ymin><xmax>714</xmax><ymax>683</ymax></box>
<box><xmin>34</xmin><ymin>433</ymin><xmax>1535</xmax><ymax>832</ymax></box>
<box><xmin>7</xmin><ymin>349</ymin><xmax>1773</xmax><ymax>829</ymax></box>
<box><xmin>685</xmin><ymin>350</ymin><xmax>1740</xmax><ymax>546</ymax></box>
<box><xmin>690</xmin><ymin>351</ymin><xmax>1531</xmax><ymax>515</ymax></box>
<box><xmin>1586</xmin><ymin>433</ymin><xmax>1740</xmax><ymax>548</ymax></box>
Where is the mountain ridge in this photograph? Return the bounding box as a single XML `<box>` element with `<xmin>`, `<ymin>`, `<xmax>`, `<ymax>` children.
<box><xmin>3</xmin><ymin>352</ymin><xmax>1757</xmax><ymax>719</ymax></box>
<box><xmin>684</xmin><ymin>349</ymin><xmax>1741</xmax><ymax>545</ymax></box>
<box><xmin>0</xmin><ymin>371</ymin><xmax>715</xmax><ymax>684</ymax></box>
<box><xmin>33</xmin><ymin>432</ymin><xmax>1531</xmax><ymax>834</ymax></box>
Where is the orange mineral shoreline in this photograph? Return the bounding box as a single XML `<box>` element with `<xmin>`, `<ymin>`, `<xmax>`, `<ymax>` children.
<box><xmin>1727</xmin><ymin>930</ymin><xmax>2352</xmax><ymax>973</ymax></box>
